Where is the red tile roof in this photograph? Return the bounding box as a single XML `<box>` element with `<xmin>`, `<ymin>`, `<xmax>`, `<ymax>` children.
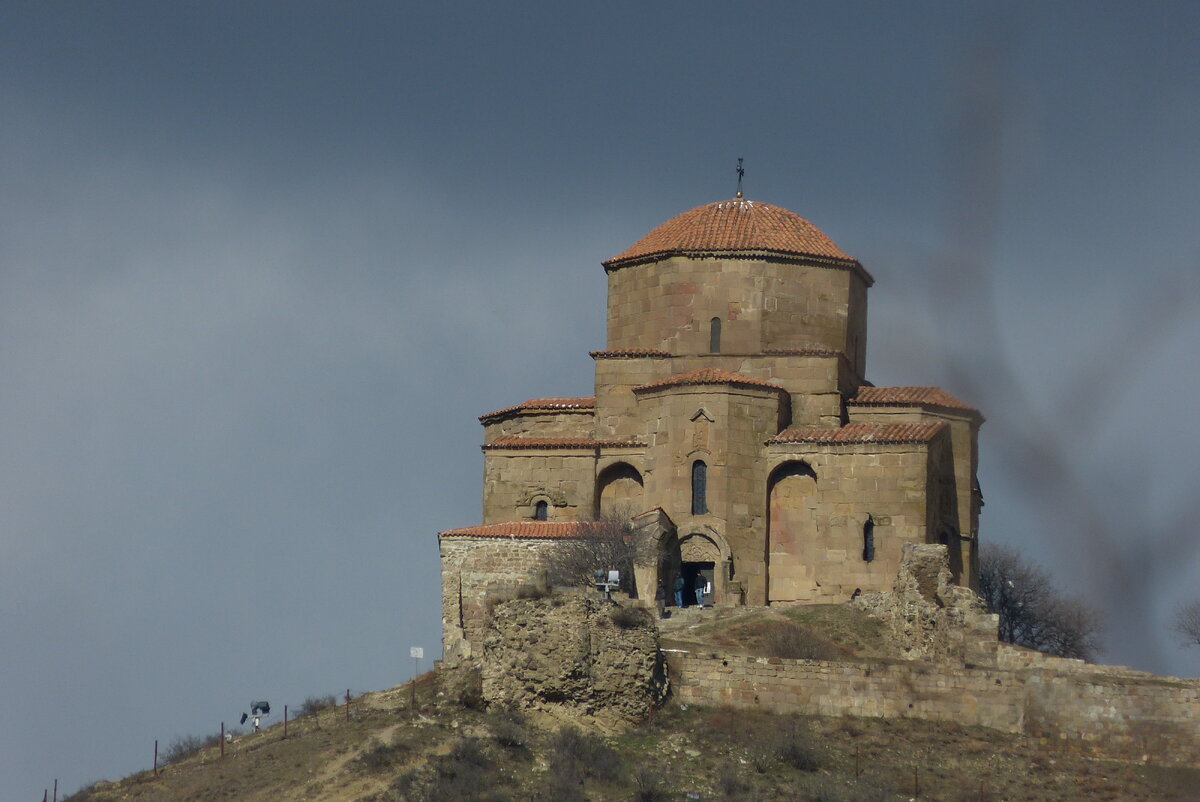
<box><xmin>633</xmin><ymin>368</ymin><xmax>786</xmax><ymax>394</ymax></box>
<box><xmin>479</xmin><ymin>396</ymin><xmax>595</xmax><ymax>422</ymax></box>
<box><xmin>483</xmin><ymin>435</ymin><xmax>645</xmax><ymax>450</ymax></box>
<box><xmin>767</xmin><ymin>421</ymin><xmax>946</xmax><ymax>445</ymax></box>
<box><xmin>589</xmin><ymin>349</ymin><xmax>673</xmax><ymax>359</ymax></box>
<box><xmin>439</xmin><ymin>521</ymin><xmax>587</xmax><ymax>539</ymax></box>
<box><xmin>604</xmin><ymin>199</ymin><xmax>860</xmax><ymax>269</ymax></box>
<box><xmin>849</xmin><ymin>386</ymin><xmax>982</xmax><ymax>418</ymax></box>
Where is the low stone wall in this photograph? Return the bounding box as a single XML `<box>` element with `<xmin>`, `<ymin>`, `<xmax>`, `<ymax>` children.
<box><xmin>667</xmin><ymin>651</ymin><xmax>1024</xmax><ymax>732</ymax></box>
<box><xmin>666</xmin><ymin>650</ymin><xmax>1200</xmax><ymax>765</ymax></box>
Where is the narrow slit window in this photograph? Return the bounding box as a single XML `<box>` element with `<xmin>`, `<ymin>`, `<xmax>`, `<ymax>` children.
<box><xmin>692</xmin><ymin>460</ymin><xmax>708</xmax><ymax>515</ymax></box>
<box><xmin>534</xmin><ymin>500</ymin><xmax>548</xmax><ymax>521</ymax></box>
<box><xmin>709</xmin><ymin>317</ymin><xmax>722</xmax><ymax>353</ymax></box>
<box><xmin>862</xmin><ymin>516</ymin><xmax>875</xmax><ymax>562</ymax></box>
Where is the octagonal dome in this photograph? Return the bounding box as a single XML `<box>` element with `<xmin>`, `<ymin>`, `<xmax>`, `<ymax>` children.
<box><xmin>603</xmin><ymin>198</ymin><xmax>858</xmax><ymax>269</ymax></box>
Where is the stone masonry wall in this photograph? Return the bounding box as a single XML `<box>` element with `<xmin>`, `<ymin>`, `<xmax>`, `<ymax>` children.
<box><xmin>764</xmin><ymin>441</ymin><xmax>937</xmax><ymax>603</ymax></box>
<box><xmin>482</xmin><ymin>595</ymin><xmax>667</xmax><ymax>723</ymax></box>
<box><xmin>665</xmin><ymin>651</ymin><xmax>1200</xmax><ymax>765</ymax></box>
<box><xmin>440</xmin><ymin>535</ymin><xmax>563</xmax><ymax>661</ymax></box>
<box><xmin>482</xmin><ymin>451</ymin><xmax>599</xmax><ymax>523</ymax></box>
<box><xmin>668</xmin><ymin>545</ymin><xmax>1200</xmax><ymax>766</ymax></box>
<box><xmin>605</xmin><ymin>256</ymin><xmax>866</xmax><ymax>363</ymax></box>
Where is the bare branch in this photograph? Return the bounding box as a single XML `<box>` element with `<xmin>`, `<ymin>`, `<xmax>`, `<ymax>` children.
<box><xmin>539</xmin><ymin>504</ymin><xmax>650</xmax><ymax>597</ymax></box>
<box><xmin>978</xmin><ymin>543</ymin><xmax>1104</xmax><ymax>661</ymax></box>
<box><xmin>1173</xmin><ymin>600</ymin><xmax>1200</xmax><ymax>649</ymax></box>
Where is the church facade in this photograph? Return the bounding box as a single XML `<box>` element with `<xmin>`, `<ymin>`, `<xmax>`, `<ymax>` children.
<box><xmin>439</xmin><ymin>196</ymin><xmax>982</xmax><ymax>660</ymax></box>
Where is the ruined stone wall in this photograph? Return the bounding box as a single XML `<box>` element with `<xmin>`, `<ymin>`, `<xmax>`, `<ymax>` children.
<box><xmin>439</xmin><ymin>535</ymin><xmax>563</xmax><ymax>661</ymax></box>
<box><xmin>482</xmin><ymin>595</ymin><xmax>666</xmax><ymax>723</ymax></box>
<box><xmin>666</xmin><ymin>651</ymin><xmax>1200</xmax><ymax>765</ymax></box>
<box><xmin>852</xmin><ymin>543</ymin><xmax>997</xmax><ymax>664</ymax></box>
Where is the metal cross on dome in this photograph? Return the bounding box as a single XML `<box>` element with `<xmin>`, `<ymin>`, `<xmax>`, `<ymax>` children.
<box><xmin>735</xmin><ymin>157</ymin><xmax>745</xmax><ymax>199</ymax></box>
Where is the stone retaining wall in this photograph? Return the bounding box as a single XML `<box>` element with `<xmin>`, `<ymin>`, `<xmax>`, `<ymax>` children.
<box><xmin>666</xmin><ymin>650</ymin><xmax>1200</xmax><ymax>765</ymax></box>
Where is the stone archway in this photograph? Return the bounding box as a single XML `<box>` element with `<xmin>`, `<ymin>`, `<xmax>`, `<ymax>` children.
<box><xmin>596</xmin><ymin>462</ymin><xmax>644</xmax><ymax>518</ymax></box>
<box><xmin>679</xmin><ymin>533</ymin><xmax>719</xmax><ymax>607</ymax></box>
<box><xmin>767</xmin><ymin>460</ymin><xmax>819</xmax><ymax>603</ymax></box>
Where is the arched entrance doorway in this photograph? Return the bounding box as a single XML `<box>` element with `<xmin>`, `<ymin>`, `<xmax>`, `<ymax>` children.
<box><xmin>674</xmin><ymin>533</ymin><xmax>721</xmax><ymax>607</ymax></box>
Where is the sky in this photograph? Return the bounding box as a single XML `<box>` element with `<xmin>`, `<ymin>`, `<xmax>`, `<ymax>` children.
<box><xmin>2</xmin><ymin>1</ymin><xmax>1198</xmax><ymax>795</ymax></box>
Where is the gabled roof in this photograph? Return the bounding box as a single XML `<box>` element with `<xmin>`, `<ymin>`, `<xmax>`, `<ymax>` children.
<box><xmin>848</xmin><ymin>386</ymin><xmax>982</xmax><ymax>420</ymax></box>
<box><xmin>439</xmin><ymin>521</ymin><xmax>586</xmax><ymax>539</ymax></box>
<box><xmin>633</xmin><ymin>368</ymin><xmax>786</xmax><ymax>394</ymax></box>
<box><xmin>767</xmin><ymin>421</ymin><xmax>946</xmax><ymax>445</ymax></box>
<box><xmin>479</xmin><ymin>396</ymin><xmax>595</xmax><ymax>422</ymax></box>
<box><xmin>603</xmin><ymin>199</ymin><xmax>863</xmax><ymax>273</ymax></box>
<box><xmin>483</xmin><ymin>435</ymin><xmax>645</xmax><ymax>450</ymax></box>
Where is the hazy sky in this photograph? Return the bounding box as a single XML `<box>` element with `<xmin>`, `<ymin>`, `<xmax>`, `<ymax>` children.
<box><xmin>3</xmin><ymin>1</ymin><xmax>1198</xmax><ymax>795</ymax></box>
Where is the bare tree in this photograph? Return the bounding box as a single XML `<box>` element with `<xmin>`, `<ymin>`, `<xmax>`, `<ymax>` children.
<box><xmin>977</xmin><ymin>544</ymin><xmax>1104</xmax><ymax>661</ymax></box>
<box><xmin>1173</xmin><ymin>601</ymin><xmax>1200</xmax><ymax>649</ymax></box>
<box><xmin>540</xmin><ymin>506</ymin><xmax>651</xmax><ymax>597</ymax></box>
<box><xmin>906</xmin><ymin>39</ymin><xmax>1199</xmax><ymax>673</ymax></box>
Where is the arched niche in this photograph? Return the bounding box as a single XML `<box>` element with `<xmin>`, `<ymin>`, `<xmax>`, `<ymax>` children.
<box><xmin>596</xmin><ymin>461</ymin><xmax>644</xmax><ymax>518</ymax></box>
<box><xmin>766</xmin><ymin>460</ymin><xmax>819</xmax><ymax>603</ymax></box>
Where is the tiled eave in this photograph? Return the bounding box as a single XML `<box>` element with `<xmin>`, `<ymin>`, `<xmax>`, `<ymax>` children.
<box><xmin>479</xmin><ymin>396</ymin><xmax>596</xmax><ymax>423</ymax></box>
<box><xmin>633</xmin><ymin>367</ymin><xmax>787</xmax><ymax>395</ymax></box>
<box><xmin>439</xmin><ymin>521</ymin><xmax>586</xmax><ymax>540</ymax></box>
<box><xmin>483</xmin><ymin>435</ymin><xmax>646</xmax><ymax>451</ymax></box>
<box><xmin>767</xmin><ymin>421</ymin><xmax>946</xmax><ymax>446</ymax></box>
<box><xmin>762</xmin><ymin>347</ymin><xmax>844</xmax><ymax>358</ymax></box>
<box><xmin>849</xmin><ymin>386</ymin><xmax>984</xmax><ymax>422</ymax></box>
<box><xmin>604</xmin><ymin>249</ymin><xmax>873</xmax><ymax>285</ymax></box>
<box><xmin>589</xmin><ymin>348</ymin><xmax>673</xmax><ymax>360</ymax></box>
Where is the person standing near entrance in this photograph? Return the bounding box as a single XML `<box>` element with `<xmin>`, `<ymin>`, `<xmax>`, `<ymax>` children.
<box><xmin>696</xmin><ymin>576</ymin><xmax>710</xmax><ymax>608</ymax></box>
<box><xmin>673</xmin><ymin>574</ymin><xmax>684</xmax><ymax>607</ymax></box>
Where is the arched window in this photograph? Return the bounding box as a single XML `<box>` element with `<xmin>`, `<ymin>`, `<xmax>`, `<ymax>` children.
<box><xmin>709</xmin><ymin>317</ymin><xmax>722</xmax><ymax>354</ymax></box>
<box><xmin>862</xmin><ymin>516</ymin><xmax>875</xmax><ymax>562</ymax></box>
<box><xmin>534</xmin><ymin>500</ymin><xmax>548</xmax><ymax>521</ymax></box>
<box><xmin>691</xmin><ymin>460</ymin><xmax>708</xmax><ymax>515</ymax></box>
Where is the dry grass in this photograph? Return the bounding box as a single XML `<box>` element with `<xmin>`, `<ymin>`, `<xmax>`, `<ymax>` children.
<box><xmin>62</xmin><ymin>651</ymin><xmax>1200</xmax><ymax>802</ymax></box>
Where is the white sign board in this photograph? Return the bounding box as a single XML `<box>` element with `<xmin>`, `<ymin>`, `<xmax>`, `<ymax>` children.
<box><xmin>410</xmin><ymin>646</ymin><xmax>424</xmax><ymax>659</ymax></box>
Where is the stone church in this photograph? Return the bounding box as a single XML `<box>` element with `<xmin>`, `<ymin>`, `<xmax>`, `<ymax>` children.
<box><xmin>439</xmin><ymin>193</ymin><xmax>983</xmax><ymax>660</ymax></box>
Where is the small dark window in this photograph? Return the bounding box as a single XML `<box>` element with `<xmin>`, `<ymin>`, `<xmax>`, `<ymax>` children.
<box><xmin>862</xmin><ymin>516</ymin><xmax>875</xmax><ymax>562</ymax></box>
<box><xmin>709</xmin><ymin>317</ymin><xmax>722</xmax><ymax>353</ymax></box>
<box><xmin>692</xmin><ymin>461</ymin><xmax>708</xmax><ymax>515</ymax></box>
<box><xmin>534</xmin><ymin>500</ymin><xmax>548</xmax><ymax>521</ymax></box>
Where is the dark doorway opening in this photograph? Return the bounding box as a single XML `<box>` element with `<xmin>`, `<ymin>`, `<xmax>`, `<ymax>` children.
<box><xmin>679</xmin><ymin>561</ymin><xmax>715</xmax><ymax>607</ymax></box>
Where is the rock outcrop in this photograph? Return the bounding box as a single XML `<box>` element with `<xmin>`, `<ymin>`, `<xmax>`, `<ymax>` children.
<box><xmin>853</xmin><ymin>542</ymin><xmax>999</xmax><ymax>665</ymax></box>
<box><xmin>480</xmin><ymin>594</ymin><xmax>667</xmax><ymax>722</ymax></box>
